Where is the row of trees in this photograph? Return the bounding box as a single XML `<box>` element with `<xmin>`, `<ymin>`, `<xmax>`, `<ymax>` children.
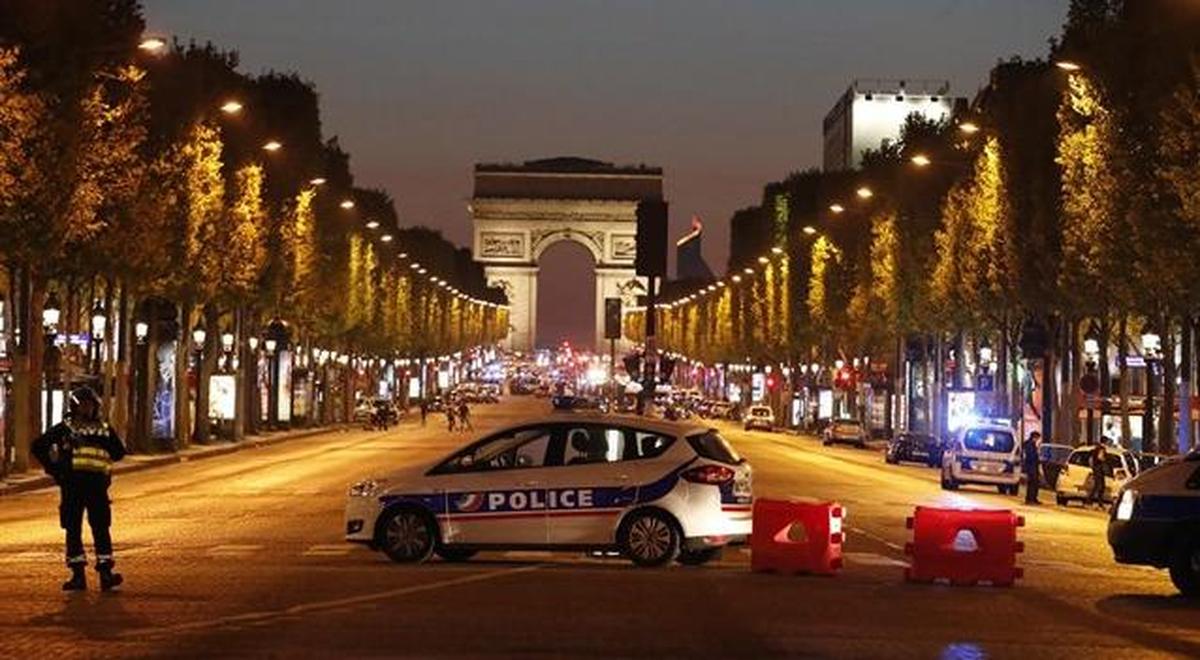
<box><xmin>631</xmin><ymin>0</ymin><xmax>1200</xmax><ymax>452</ymax></box>
<box><xmin>0</xmin><ymin>2</ymin><xmax>507</xmax><ymax>470</ymax></box>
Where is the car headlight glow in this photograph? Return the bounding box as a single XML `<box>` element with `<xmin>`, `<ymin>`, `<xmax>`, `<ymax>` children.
<box><xmin>349</xmin><ymin>479</ymin><xmax>386</xmax><ymax>497</ymax></box>
<box><xmin>1115</xmin><ymin>488</ymin><xmax>1137</xmax><ymax>521</ymax></box>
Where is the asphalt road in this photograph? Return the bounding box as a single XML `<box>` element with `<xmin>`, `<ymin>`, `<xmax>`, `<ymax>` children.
<box><xmin>0</xmin><ymin>397</ymin><xmax>1196</xmax><ymax>659</ymax></box>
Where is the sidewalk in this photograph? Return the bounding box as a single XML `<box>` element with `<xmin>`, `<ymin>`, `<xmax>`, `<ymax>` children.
<box><xmin>0</xmin><ymin>424</ymin><xmax>349</xmax><ymax>497</ymax></box>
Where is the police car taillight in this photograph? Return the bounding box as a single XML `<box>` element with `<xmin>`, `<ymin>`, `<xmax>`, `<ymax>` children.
<box><xmin>681</xmin><ymin>465</ymin><xmax>735</xmax><ymax>484</ymax></box>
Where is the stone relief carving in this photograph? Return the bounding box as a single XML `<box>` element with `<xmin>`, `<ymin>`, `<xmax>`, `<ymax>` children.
<box><xmin>479</xmin><ymin>232</ymin><xmax>525</xmax><ymax>259</ymax></box>
<box><xmin>530</xmin><ymin>228</ymin><xmax>605</xmax><ymax>258</ymax></box>
<box><xmin>611</xmin><ymin>234</ymin><xmax>637</xmax><ymax>261</ymax></box>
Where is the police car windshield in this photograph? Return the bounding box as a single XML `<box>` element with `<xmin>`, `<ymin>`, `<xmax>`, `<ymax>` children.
<box><xmin>963</xmin><ymin>428</ymin><xmax>1014</xmax><ymax>453</ymax></box>
<box><xmin>687</xmin><ymin>431</ymin><xmax>743</xmax><ymax>465</ymax></box>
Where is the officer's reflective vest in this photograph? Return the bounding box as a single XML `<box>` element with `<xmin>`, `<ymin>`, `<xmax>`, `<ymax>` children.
<box><xmin>69</xmin><ymin>424</ymin><xmax>114</xmax><ymax>475</ymax></box>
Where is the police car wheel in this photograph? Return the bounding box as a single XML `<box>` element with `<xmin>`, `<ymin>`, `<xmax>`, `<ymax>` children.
<box><xmin>1168</xmin><ymin>538</ymin><xmax>1200</xmax><ymax>597</ymax></box>
<box><xmin>379</xmin><ymin>508</ymin><xmax>436</xmax><ymax>563</ymax></box>
<box><xmin>677</xmin><ymin>547</ymin><xmax>722</xmax><ymax>566</ymax></box>
<box><xmin>434</xmin><ymin>546</ymin><xmax>477</xmax><ymax>562</ymax></box>
<box><xmin>941</xmin><ymin>473</ymin><xmax>958</xmax><ymax>491</ymax></box>
<box><xmin>620</xmin><ymin>510</ymin><xmax>680</xmax><ymax>567</ymax></box>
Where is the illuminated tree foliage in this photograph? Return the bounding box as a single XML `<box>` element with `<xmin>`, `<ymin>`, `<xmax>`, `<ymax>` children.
<box><xmin>219</xmin><ymin>163</ymin><xmax>267</xmax><ymax>303</ymax></box>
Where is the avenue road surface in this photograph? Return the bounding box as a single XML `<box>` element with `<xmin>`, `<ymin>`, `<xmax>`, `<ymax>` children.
<box><xmin>0</xmin><ymin>396</ymin><xmax>1196</xmax><ymax>659</ymax></box>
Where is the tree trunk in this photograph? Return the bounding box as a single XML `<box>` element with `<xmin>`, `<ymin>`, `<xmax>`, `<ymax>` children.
<box><xmin>1118</xmin><ymin>316</ymin><xmax>1131</xmax><ymax>448</ymax></box>
<box><xmin>1179</xmin><ymin>315</ymin><xmax>1193</xmax><ymax>455</ymax></box>
<box><xmin>1160</xmin><ymin>320</ymin><xmax>1177</xmax><ymax>455</ymax></box>
<box><xmin>193</xmin><ymin>304</ymin><xmax>218</xmax><ymax>443</ymax></box>
<box><xmin>10</xmin><ymin>266</ymin><xmax>39</xmax><ymax>473</ymax></box>
<box><xmin>174</xmin><ymin>301</ymin><xmax>193</xmax><ymax>450</ymax></box>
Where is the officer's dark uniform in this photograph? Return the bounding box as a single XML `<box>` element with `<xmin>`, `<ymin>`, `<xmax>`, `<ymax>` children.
<box><xmin>31</xmin><ymin>389</ymin><xmax>126</xmax><ymax>591</ymax></box>
<box><xmin>1022</xmin><ymin>434</ymin><xmax>1041</xmax><ymax>504</ymax></box>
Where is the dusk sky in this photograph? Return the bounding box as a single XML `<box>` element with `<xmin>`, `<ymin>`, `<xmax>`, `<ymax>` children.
<box><xmin>144</xmin><ymin>0</ymin><xmax>1068</xmax><ymax>347</ymax></box>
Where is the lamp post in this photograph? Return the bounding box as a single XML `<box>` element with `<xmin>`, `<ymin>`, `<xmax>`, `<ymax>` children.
<box><xmin>89</xmin><ymin>300</ymin><xmax>107</xmax><ymax>378</ymax></box>
<box><xmin>42</xmin><ymin>293</ymin><xmax>62</xmax><ymax>429</ymax></box>
<box><xmin>1141</xmin><ymin>329</ymin><xmax>1162</xmax><ymax>452</ymax></box>
<box><xmin>1083</xmin><ymin>330</ymin><xmax>1101</xmax><ymax>445</ymax></box>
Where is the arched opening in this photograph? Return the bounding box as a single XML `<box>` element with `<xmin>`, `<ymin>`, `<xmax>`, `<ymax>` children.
<box><xmin>536</xmin><ymin>240</ymin><xmax>596</xmax><ymax>350</ymax></box>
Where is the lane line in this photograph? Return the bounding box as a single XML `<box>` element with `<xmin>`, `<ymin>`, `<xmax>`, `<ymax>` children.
<box><xmin>846</xmin><ymin>524</ymin><xmax>905</xmax><ymax>553</ymax></box>
<box><xmin>120</xmin><ymin>564</ymin><xmax>542</xmax><ymax>639</ymax></box>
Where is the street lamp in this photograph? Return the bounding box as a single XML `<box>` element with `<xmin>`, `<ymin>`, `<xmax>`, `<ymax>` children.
<box><xmin>219</xmin><ymin>99</ymin><xmax>243</xmax><ymax>115</ymax></box>
<box><xmin>380</xmin><ymin>234</ymin><xmax>394</xmax><ymax>243</ymax></box>
<box><xmin>134</xmin><ymin>321</ymin><xmax>149</xmax><ymax>344</ymax></box>
<box><xmin>959</xmin><ymin>122</ymin><xmax>980</xmax><ymax>135</ymax></box>
<box><xmin>365</xmin><ymin>220</ymin><xmax>380</xmax><ymax>230</ymax></box>
<box><xmin>90</xmin><ymin>300</ymin><xmax>107</xmax><ymax>341</ymax></box>
<box><xmin>262</xmin><ymin>140</ymin><xmax>283</xmax><ymax>152</ymax></box>
<box><xmin>802</xmin><ymin>225</ymin><xmax>817</xmax><ymax>236</ymax></box>
<box><xmin>340</xmin><ymin>199</ymin><xmax>355</xmax><ymax>210</ymax></box>
<box><xmin>42</xmin><ymin>292</ymin><xmax>61</xmax><ymax>334</ymax></box>
<box><xmin>264</xmin><ymin>338</ymin><xmax>278</xmax><ymax>354</ymax></box>
<box><xmin>1055</xmin><ymin>60</ymin><xmax>1083</xmax><ymax>72</ymax></box>
<box><xmin>309</xmin><ymin>177</ymin><xmax>326</xmax><ymax>186</ymax></box>
<box><xmin>856</xmin><ymin>186</ymin><xmax>874</xmax><ymax>200</ymax></box>
<box><xmin>137</xmin><ymin>36</ymin><xmax>167</xmax><ymax>53</ymax></box>
<box><xmin>221</xmin><ymin>330</ymin><xmax>235</xmax><ymax>353</ymax></box>
<box><xmin>829</xmin><ymin>204</ymin><xmax>845</xmax><ymax>214</ymax></box>
<box><xmin>192</xmin><ymin>322</ymin><xmax>207</xmax><ymax>351</ymax></box>
<box><xmin>910</xmin><ymin>154</ymin><xmax>932</xmax><ymax>167</ymax></box>
<box><xmin>1083</xmin><ymin>324</ymin><xmax>1102</xmax><ymax>445</ymax></box>
<box><xmin>248</xmin><ymin>336</ymin><xmax>259</xmax><ymax>351</ymax></box>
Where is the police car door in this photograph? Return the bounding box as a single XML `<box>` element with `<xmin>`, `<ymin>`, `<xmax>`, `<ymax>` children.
<box><xmin>443</xmin><ymin>425</ymin><xmax>553</xmax><ymax>546</ymax></box>
<box><xmin>543</xmin><ymin>423</ymin><xmax>671</xmax><ymax>545</ymax></box>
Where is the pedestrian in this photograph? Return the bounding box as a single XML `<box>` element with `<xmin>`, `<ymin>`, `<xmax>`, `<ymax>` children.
<box><xmin>458</xmin><ymin>400</ymin><xmax>473</xmax><ymax>431</ymax></box>
<box><xmin>419</xmin><ymin>399</ymin><xmax>428</xmax><ymax>426</ymax></box>
<box><xmin>31</xmin><ymin>387</ymin><xmax>127</xmax><ymax>592</ymax></box>
<box><xmin>1089</xmin><ymin>444</ymin><xmax>1108</xmax><ymax>509</ymax></box>
<box><xmin>446</xmin><ymin>403</ymin><xmax>457</xmax><ymax>432</ymax></box>
<box><xmin>1021</xmin><ymin>431</ymin><xmax>1041</xmax><ymax>505</ymax></box>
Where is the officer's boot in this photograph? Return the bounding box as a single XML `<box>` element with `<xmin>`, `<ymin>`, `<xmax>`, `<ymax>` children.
<box><xmin>62</xmin><ymin>566</ymin><xmax>87</xmax><ymax>591</ymax></box>
<box><xmin>98</xmin><ymin>566</ymin><xmax>123</xmax><ymax>591</ymax></box>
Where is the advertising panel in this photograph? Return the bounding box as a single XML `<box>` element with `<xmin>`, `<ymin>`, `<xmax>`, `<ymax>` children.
<box><xmin>277</xmin><ymin>351</ymin><xmax>292</xmax><ymax>422</ymax></box>
<box><xmin>208</xmin><ymin>374</ymin><xmax>236</xmax><ymax>421</ymax></box>
<box><xmin>818</xmin><ymin>389</ymin><xmax>834</xmax><ymax>420</ymax></box>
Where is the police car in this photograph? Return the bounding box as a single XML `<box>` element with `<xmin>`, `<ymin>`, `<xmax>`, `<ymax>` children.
<box><xmin>345</xmin><ymin>415</ymin><xmax>753</xmax><ymax>567</ymax></box>
<box><xmin>1107</xmin><ymin>451</ymin><xmax>1200</xmax><ymax>596</ymax></box>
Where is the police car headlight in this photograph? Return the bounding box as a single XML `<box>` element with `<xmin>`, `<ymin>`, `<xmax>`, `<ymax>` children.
<box><xmin>1115</xmin><ymin>488</ymin><xmax>1137</xmax><ymax>521</ymax></box>
<box><xmin>349</xmin><ymin>479</ymin><xmax>386</xmax><ymax>497</ymax></box>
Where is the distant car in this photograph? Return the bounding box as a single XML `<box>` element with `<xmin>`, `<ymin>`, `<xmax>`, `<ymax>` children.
<box><xmin>885</xmin><ymin>432</ymin><xmax>940</xmax><ymax>467</ymax></box>
<box><xmin>1056</xmin><ymin>445</ymin><xmax>1139</xmax><ymax>506</ymax></box>
<box><xmin>823</xmin><ymin>418</ymin><xmax>866</xmax><ymax>448</ymax></box>
<box><xmin>344</xmin><ymin>415</ymin><xmax>753</xmax><ymax>567</ymax></box>
<box><xmin>743</xmin><ymin>405</ymin><xmax>776</xmax><ymax>431</ymax></box>
<box><xmin>1132</xmin><ymin>451</ymin><xmax>1170</xmax><ymax>473</ymax></box>
<box><xmin>940</xmin><ymin>423</ymin><xmax>1020</xmax><ymax>494</ymax></box>
<box><xmin>1038</xmin><ymin>443</ymin><xmax>1074</xmax><ymax>489</ymax></box>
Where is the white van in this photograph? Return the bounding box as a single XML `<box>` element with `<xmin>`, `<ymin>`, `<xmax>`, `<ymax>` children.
<box><xmin>1108</xmin><ymin>452</ymin><xmax>1200</xmax><ymax>596</ymax></box>
<box><xmin>940</xmin><ymin>423</ymin><xmax>1021</xmax><ymax>494</ymax></box>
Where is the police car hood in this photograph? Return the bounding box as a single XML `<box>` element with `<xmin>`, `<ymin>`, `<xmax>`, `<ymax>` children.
<box><xmin>372</xmin><ymin>464</ymin><xmax>436</xmax><ymax>494</ymax></box>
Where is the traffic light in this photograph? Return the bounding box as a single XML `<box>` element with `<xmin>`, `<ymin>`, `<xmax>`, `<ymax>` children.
<box><xmin>604</xmin><ymin>297</ymin><xmax>622</xmax><ymax>340</ymax></box>
<box><xmin>635</xmin><ymin>199</ymin><xmax>668</xmax><ymax>277</ymax></box>
<box><xmin>835</xmin><ymin>367</ymin><xmax>855</xmax><ymax>391</ymax></box>
<box><xmin>658</xmin><ymin>356</ymin><xmax>677</xmax><ymax>383</ymax></box>
<box><xmin>766</xmin><ymin>375</ymin><xmax>777</xmax><ymax>390</ymax></box>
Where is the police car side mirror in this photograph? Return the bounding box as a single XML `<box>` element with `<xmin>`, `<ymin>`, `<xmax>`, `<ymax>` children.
<box><xmin>516</xmin><ymin>454</ymin><xmax>532</xmax><ymax>467</ymax></box>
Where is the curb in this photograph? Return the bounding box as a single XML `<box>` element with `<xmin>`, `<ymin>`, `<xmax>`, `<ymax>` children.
<box><xmin>0</xmin><ymin>424</ymin><xmax>349</xmax><ymax>497</ymax></box>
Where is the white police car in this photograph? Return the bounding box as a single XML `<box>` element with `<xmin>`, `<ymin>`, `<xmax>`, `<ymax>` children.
<box><xmin>345</xmin><ymin>415</ymin><xmax>753</xmax><ymax>567</ymax></box>
<box><xmin>1108</xmin><ymin>451</ymin><xmax>1200</xmax><ymax>596</ymax></box>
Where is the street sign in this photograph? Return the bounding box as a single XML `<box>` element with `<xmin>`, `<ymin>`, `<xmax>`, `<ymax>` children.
<box><xmin>604</xmin><ymin>297</ymin><xmax>622</xmax><ymax>340</ymax></box>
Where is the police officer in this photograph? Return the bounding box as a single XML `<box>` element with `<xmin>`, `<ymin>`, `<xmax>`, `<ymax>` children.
<box><xmin>31</xmin><ymin>387</ymin><xmax>127</xmax><ymax>591</ymax></box>
<box><xmin>1022</xmin><ymin>431</ymin><xmax>1042</xmax><ymax>505</ymax></box>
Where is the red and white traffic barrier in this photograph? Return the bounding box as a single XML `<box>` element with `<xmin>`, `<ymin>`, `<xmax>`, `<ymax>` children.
<box><xmin>751</xmin><ymin>498</ymin><xmax>844</xmax><ymax>575</ymax></box>
<box><xmin>904</xmin><ymin>506</ymin><xmax>1024</xmax><ymax>586</ymax></box>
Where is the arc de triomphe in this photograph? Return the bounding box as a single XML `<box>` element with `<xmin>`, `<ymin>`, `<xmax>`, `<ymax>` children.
<box><xmin>470</xmin><ymin>157</ymin><xmax>660</xmax><ymax>352</ymax></box>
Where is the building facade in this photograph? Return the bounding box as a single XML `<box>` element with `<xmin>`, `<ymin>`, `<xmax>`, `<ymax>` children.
<box><xmin>823</xmin><ymin>79</ymin><xmax>959</xmax><ymax>171</ymax></box>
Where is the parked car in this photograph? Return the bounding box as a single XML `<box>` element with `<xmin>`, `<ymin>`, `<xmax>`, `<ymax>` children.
<box><xmin>1038</xmin><ymin>443</ymin><xmax>1075</xmax><ymax>489</ymax></box>
<box><xmin>1056</xmin><ymin>445</ymin><xmax>1140</xmax><ymax>506</ymax></box>
<box><xmin>940</xmin><ymin>423</ymin><xmax>1020</xmax><ymax>494</ymax></box>
<box><xmin>823</xmin><ymin>418</ymin><xmax>867</xmax><ymax>448</ymax></box>
<box><xmin>1132</xmin><ymin>451</ymin><xmax>1170</xmax><ymax>473</ymax></box>
<box><xmin>885</xmin><ymin>432</ymin><xmax>940</xmax><ymax>467</ymax></box>
<box><xmin>743</xmin><ymin>405</ymin><xmax>776</xmax><ymax>431</ymax></box>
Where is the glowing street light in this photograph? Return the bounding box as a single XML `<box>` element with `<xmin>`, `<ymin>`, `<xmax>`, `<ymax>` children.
<box><xmin>959</xmin><ymin>122</ymin><xmax>980</xmax><ymax>135</ymax></box>
<box><xmin>911</xmin><ymin>154</ymin><xmax>932</xmax><ymax>167</ymax></box>
<box><xmin>219</xmin><ymin>99</ymin><xmax>243</xmax><ymax>115</ymax></box>
<box><xmin>365</xmin><ymin>220</ymin><xmax>380</xmax><ymax>230</ymax></box>
<box><xmin>856</xmin><ymin>186</ymin><xmax>874</xmax><ymax>200</ymax></box>
<box><xmin>771</xmin><ymin>246</ymin><xmax>783</xmax><ymax>255</ymax></box>
<box><xmin>262</xmin><ymin>140</ymin><xmax>282</xmax><ymax>152</ymax></box>
<box><xmin>829</xmin><ymin>204</ymin><xmax>845</xmax><ymax>214</ymax></box>
<box><xmin>802</xmin><ymin>225</ymin><xmax>817</xmax><ymax>235</ymax></box>
<box><xmin>1055</xmin><ymin>60</ymin><xmax>1082</xmax><ymax>72</ymax></box>
<box><xmin>309</xmin><ymin>177</ymin><xmax>327</xmax><ymax>186</ymax></box>
<box><xmin>340</xmin><ymin>199</ymin><xmax>355</xmax><ymax>210</ymax></box>
<box><xmin>138</xmin><ymin>37</ymin><xmax>167</xmax><ymax>53</ymax></box>
<box><xmin>380</xmin><ymin>234</ymin><xmax>393</xmax><ymax>242</ymax></box>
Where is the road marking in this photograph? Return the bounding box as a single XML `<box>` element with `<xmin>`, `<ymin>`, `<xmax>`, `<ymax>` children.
<box><xmin>843</xmin><ymin>551</ymin><xmax>908</xmax><ymax>568</ymax></box>
<box><xmin>846</xmin><ymin>524</ymin><xmax>906</xmax><ymax>553</ymax></box>
<box><xmin>502</xmin><ymin>551</ymin><xmax>556</xmax><ymax>560</ymax></box>
<box><xmin>121</xmin><ymin>564</ymin><xmax>542</xmax><ymax>639</ymax></box>
<box><xmin>302</xmin><ymin>544</ymin><xmax>352</xmax><ymax>557</ymax></box>
<box><xmin>207</xmin><ymin>544</ymin><xmax>263</xmax><ymax>556</ymax></box>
